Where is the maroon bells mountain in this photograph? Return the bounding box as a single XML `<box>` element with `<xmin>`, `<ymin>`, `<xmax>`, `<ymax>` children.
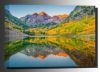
<box><xmin>20</xmin><ymin>12</ymin><xmax>68</xmax><ymax>27</ymax></box>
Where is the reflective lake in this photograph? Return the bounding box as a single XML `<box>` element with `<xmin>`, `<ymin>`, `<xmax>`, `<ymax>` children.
<box><xmin>5</xmin><ymin>36</ymin><xmax>96</xmax><ymax>68</ymax></box>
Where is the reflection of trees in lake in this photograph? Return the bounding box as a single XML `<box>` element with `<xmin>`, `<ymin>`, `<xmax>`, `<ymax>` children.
<box><xmin>5</xmin><ymin>36</ymin><xmax>96</xmax><ymax>67</ymax></box>
<box><xmin>47</xmin><ymin>37</ymin><xmax>96</xmax><ymax>67</ymax></box>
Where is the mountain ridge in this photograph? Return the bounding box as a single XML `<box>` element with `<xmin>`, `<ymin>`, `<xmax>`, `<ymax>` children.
<box><xmin>20</xmin><ymin>12</ymin><xmax>68</xmax><ymax>27</ymax></box>
<box><xmin>65</xmin><ymin>6</ymin><xmax>95</xmax><ymax>22</ymax></box>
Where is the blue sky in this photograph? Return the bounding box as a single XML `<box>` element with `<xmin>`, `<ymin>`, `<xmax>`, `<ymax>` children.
<box><xmin>5</xmin><ymin>5</ymin><xmax>75</xmax><ymax>18</ymax></box>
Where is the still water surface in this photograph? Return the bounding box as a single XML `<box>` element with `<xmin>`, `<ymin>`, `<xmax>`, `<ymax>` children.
<box><xmin>5</xmin><ymin>36</ymin><xmax>95</xmax><ymax>68</ymax></box>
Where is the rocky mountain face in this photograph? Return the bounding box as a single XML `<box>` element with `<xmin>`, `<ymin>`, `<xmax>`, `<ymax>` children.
<box><xmin>5</xmin><ymin>9</ymin><xmax>68</xmax><ymax>29</ymax></box>
<box><xmin>20</xmin><ymin>12</ymin><xmax>68</xmax><ymax>27</ymax></box>
<box><xmin>65</xmin><ymin>6</ymin><xmax>95</xmax><ymax>21</ymax></box>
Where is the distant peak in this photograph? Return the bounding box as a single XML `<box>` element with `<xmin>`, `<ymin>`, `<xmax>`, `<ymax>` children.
<box><xmin>39</xmin><ymin>11</ymin><xmax>47</xmax><ymax>16</ymax></box>
<box><xmin>32</xmin><ymin>13</ymin><xmax>38</xmax><ymax>15</ymax></box>
<box><xmin>54</xmin><ymin>14</ymin><xmax>69</xmax><ymax>19</ymax></box>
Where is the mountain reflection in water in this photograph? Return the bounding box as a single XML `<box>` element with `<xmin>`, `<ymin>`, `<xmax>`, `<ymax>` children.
<box><xmin>5</xmin><ymin>36</ymin><xmax>96</xmax><ymax>68</ymax></box>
